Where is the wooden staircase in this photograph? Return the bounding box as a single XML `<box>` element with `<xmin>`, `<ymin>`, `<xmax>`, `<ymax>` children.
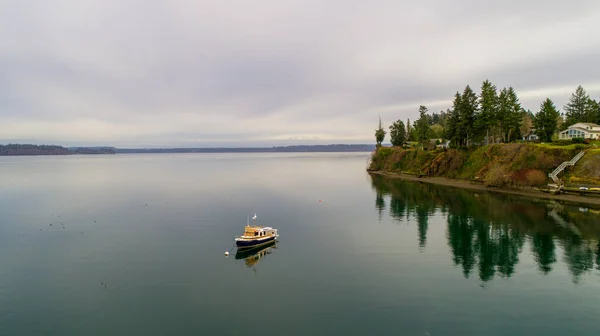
<box><xmin>548</xmin><ymin>151</ymin><xmax>585</xmax><ymax>186</ymax></box>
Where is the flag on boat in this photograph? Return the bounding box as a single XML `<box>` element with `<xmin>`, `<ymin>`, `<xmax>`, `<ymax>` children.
<box><xmin>252</xmin><ymin>214</ymin><xmax>257</xmax><ymax>220</ymax></box>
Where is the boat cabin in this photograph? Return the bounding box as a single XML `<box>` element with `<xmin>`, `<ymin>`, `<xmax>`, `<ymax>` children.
<box><xmin>241</xmin><ymin>225</ymin><xmax>277</xmax><ymax>238</ymax></box>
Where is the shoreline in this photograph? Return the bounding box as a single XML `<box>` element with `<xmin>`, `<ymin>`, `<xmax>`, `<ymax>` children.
<box><xmin>369</xmin><ymin>170</ymin><xmax>600</xmax><ymax>207</ymax></box>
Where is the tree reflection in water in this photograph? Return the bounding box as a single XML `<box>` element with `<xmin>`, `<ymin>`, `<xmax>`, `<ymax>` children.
<box><xmin>370</xmin><ymin>174</ymin><xmax>600</xmax><ymax>284</ymax></box>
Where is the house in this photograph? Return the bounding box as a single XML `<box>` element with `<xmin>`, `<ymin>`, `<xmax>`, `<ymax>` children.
<box><xmin>522</xmin><ymin>129</ymin><xmax>538</xmax><ymax>141</ymax></box>
<box><xmin>436</xmin><ymin>140</ymin><xmax>450</xmax><ymax>149</ymax></box>
<box><xmin>558</xmin><ymin>123</ymin><xmax>600</xmax><ymax>140</ymax></box>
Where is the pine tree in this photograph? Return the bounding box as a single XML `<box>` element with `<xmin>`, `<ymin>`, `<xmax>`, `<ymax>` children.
<box><xmin>534</xmin><ymin>98</ymin><xmax>560</xmax><ymax>142</ymax></box>
<box><xmin>389</xmin><ymin>120</ymin><xmax>406</xmax><ymax>146</ymax></box>
<box><xmin>375</xmin><ymin>116</ymin><xmax>386</xmax><ymax>146</ymax></box>
<box><xmin>505</xmin><ymin>87</ymin><xmax>522</xmax><ymax>142</ymax></box>
<box><xmin>496</xmin><ymin>88</ymin><xmax>511</xmax><ymax>142</ymax></box>
<box><xmin>459</xmin><ymin>85</ymin><xmax>478</xmax><ymax>146</ymax></box>
<box><xmin>595</xmin><ymin>98</ymin><xmax>600</xmax><ymax>124</ymax></box>
<box><xmin>477</xmin><ymin>80</ymin><xmax>498</xmax><ymax>144</ymax></box>
<box><xmin>415</xmin><ymin>105</ymin><xmax>431</xmax><ymax>144</ymax></box>
<box><xmin>564</xmin><ymin>85</ymin><xmax>591</xmax><ymax>127</ymax></box>
<box><xmin>587</xmin><ymin>97</ymin><xmax>600</xmax><ymax>124</ymax></box>
<box><xmin>445</xmin><ymin>93</ymin><xmax>461</xmax><ymax>146</ymax></box>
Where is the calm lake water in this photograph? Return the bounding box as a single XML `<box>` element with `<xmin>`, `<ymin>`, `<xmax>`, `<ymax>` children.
<box><xmin>1</xmin><ymin>152</ymin><xmax>599</xmax><ymax>335</ymax></box>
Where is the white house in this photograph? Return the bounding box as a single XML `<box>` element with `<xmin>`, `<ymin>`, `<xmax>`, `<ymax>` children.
<box><xmin>522</xmin><ymin>129</ymin><xmax>538</xmax><ymax>141</ymax></box>
<box><xmin>559</xmin><ymin>123</ymin><xmax>600</xmax><ymax>140</ymax></box>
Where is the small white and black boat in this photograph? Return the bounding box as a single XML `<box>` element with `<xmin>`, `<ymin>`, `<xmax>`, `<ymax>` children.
<box><xmin>235</xmin><ymin>214</ymin><xmax>279</xmax><ymax>249</ymax></box>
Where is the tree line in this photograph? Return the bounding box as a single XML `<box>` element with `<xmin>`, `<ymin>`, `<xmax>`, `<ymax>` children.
<box><xmin>0</xmin><ymin>144</ymin><xmax>116</xmax><ymax>155</ymax></box>
<box><xmin>376</xmin><ymin>83</ymin><xmax>600</xmax><ymax>146</ymax></box>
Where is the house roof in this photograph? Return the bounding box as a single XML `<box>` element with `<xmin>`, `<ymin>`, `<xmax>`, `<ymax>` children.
<box><xmin>561</xmin><ymin>127</ymin><xmax>600</xmax><ymax>133</ymax></box>
<box><xmin>570</xmin><ymin>122</ymin><xmax>600</xmax><ymax>127</ymax></box>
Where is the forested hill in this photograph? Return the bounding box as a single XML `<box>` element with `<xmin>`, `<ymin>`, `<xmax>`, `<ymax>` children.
<box><xmin>0</xmin><ymin>144</ymin><xmax>116</xmax><ymax>155</ymax></box>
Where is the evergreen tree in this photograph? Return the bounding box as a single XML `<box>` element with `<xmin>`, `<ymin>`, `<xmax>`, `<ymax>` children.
<box><xmin>584</xmin><ymin>97</ymin><xmax>598</xmax><ymax>123</ymax></box>
<box><xmin>431</xmin><ymin>112</ymin><xmax>441</xmax><ymax>125</ymax></box>
<box><xmin>406</xmin><ymin>118</ymin><xmax>413</xmax><ymax>142</ymax></box>
<box><xmin>445</xmin><ymin>93</ymin><xmax>461</xmax><ymax>146</ymax></box>
<box><xmin>458</xmin><ymin>85</ymin><xmax>478</xmax><ymax>146</ymax></box>
<box><xmin>505</xmin><ymin>87</ymin><xmax>522</xmax><ymax>142</ymax></box>
<box><xmin>477</xmin><ymin>80</ymin><xmax>498</xmax><ymax>144</ymax></box>
<box><xmin>588</xmin><ymin>98</ymin><xmax>600</xmax><ymax>124</ymax></box>
<box><xmin>375</xmin><ymin>116</ymin><xmax>386</xmax><ymax>146</ymax></box>
<box><xmin>415</xmin><ymin>105</ymin><xmax>431</xmax><ymax>144</ymax></box>
<box><xmin>438</xmin><ymin>110</ymin><xmax>448</xmax><ymax>128</ymax></box>
<box><xmin>389</xmin><ymin>120</ymin><xmax>406</xmax><ymax>146</ymax></box>
<box><xmin>534</xmin><ymin>98</ymin><xmax>560</xmax><ymax>142</ymax></box>
<box><xmin>496</xmin><ymin>88</ymin><xmax>510</xmax><ymax>142</ymax></box>
<box><xmin>564</xmin><ymin>85</ymin><xmax>591</xmax><ymax>126</ymax></box>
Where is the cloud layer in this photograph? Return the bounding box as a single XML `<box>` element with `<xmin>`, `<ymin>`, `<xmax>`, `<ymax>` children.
<box><xmin>2</xmin><ymin>0</ymin><xmax>600</xmax><ymax>147</ymax></box>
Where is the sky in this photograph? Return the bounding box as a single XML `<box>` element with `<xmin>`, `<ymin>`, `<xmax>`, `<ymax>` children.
<box><xmin>1</xmin><ymin>0</ymin><xmax>600</xmax><ymax>148</ymax></box>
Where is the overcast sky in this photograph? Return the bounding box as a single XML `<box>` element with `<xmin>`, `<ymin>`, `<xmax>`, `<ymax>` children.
<box><xmin>2</xmin><ymin>0</ymin><xmax>600</xmax><ymax>147</ymax></box>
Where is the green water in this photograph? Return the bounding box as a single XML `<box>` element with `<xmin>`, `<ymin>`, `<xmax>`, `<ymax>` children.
<box><xmin>1</xmin><ymin>153</ymin><xmax>599</xmax><ymax>335</ymax></box>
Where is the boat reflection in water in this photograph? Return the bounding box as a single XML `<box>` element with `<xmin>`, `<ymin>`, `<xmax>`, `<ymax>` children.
<box><xmin>235</xmin><ymin>240</ymin><xmax>278</xmax><ymax>268</ymax></box>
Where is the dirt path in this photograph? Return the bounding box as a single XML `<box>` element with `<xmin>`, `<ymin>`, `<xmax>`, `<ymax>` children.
<box><xmin>369</xmin><ymin>171</ymin><xmax>600</xmax><ymax>207</ymax></box>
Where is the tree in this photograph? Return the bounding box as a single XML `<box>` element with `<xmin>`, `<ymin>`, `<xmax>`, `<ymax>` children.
<box><xmin>520</xmin><ymin>109</ymin><xmax>534</xmax><ymax>137</ymax></box>
<box><xmin>406</xmin><ymin>118</ymin><xmax>414</xmax><ymax>142</ymax></box>
<box><xmin>534</xmin><ymin>98</ymin><xmax>560</xmax><ymax>142</ymax></box>
<box><xmin>445</xmin><ymin>94</ymin><xmax>461</xmax><ymax>146</ymax></box>
<box><xmin>557</xmin><ymin>114</ymin><xmax>565</xmax><ymax>131</ymax></box>
<box><xmin>589</xmin><ymin>98</ymin><xmax>600</xmax><ymax>124</ymax></box>
<box><xmin>476</xmin><ymin>80</ymin><xmax>498</xmax><ymax>144</ymax></box>
<box><xmin>375</xmin><ymin>116</ymin><xmax>386</xmax><ymax>146</ymax></box>
<box><xmin>389</xmin><ymin>120</ymin><xmax>406</xmax><ymax>146</ymax></box>
<box><xmin>496</xmin><ymin>88</ymin><xmax>509</xmax><ymax>142</ymax></box>
<box><xmin>505</xmin><ymin>87</ymin><xmax>523</xmax><ymax>142</ymax></box>
<box><xmin>430</xmin><ymin>124</ymin><xmax>444</xmax><ymax>139</ymax></box>
<box><xmin>458</xmin><ymin>85</ymin><xmax>478</xmax><ymax>146</ymax></box>
<box><xmin>415</xmin><ymin>105</ymin><xmax>431</xmax><ymax>144</ymax></box>
<box><xmin>564</xmin><ymin>85</ymin><xmax>592</xmax><ymax>126</ymax></box>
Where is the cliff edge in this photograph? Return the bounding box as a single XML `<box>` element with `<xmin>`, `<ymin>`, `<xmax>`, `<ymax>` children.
<box><xmin>367</xmin><ymin>143</ymin><xmax>600</xmax><ymax>188</ymax></box>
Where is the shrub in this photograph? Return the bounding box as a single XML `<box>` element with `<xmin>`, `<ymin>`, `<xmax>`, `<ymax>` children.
<box><xmin>571</xmin><ymin>137</ymin><xmax>586</xmax><ymax>144</ymax></box>
<box><xmin>485</xmin><ymin>164</ymin><xmax>509</xmax><ymax>187</ymax></box>
<box><xmin>550</xmin><ymin>140</ymin><xmax>574</xmax><ymax>146</ymax></box>
<box><xmin>524</xmin><ymin>170</ymin><xmax>548</xmax><ymax>186</ymax></box>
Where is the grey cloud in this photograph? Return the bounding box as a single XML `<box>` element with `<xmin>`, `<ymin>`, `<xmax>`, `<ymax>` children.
<box><xmin>1</xmin><ymin>0</ymin><xmax>600</xmax><ymax>146</ymax></box>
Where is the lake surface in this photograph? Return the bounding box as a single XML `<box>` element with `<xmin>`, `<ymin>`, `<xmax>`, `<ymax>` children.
<box><xmin>1</xmin><ymin>152</ymin><xmax>600</xmax><ymax>335</ymax></box>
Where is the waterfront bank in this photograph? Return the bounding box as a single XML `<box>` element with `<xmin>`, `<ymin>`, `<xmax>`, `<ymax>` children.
<box><xmin>369</xmin><ymin>170</ymin><xmax>600</xmax><ymax>207</ymax></box>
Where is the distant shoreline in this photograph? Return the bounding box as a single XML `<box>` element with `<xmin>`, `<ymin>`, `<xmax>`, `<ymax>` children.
<box><xmin>0</xmin><ymin>144</ymin><xmax>376</xmax><ymax>156</ymax></box>
<box><xmin>369</xmin><ymin>171</ymin><xmax>600</xmax><ymax>207</ymax></box>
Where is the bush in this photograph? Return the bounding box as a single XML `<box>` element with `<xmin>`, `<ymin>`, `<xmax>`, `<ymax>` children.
<box><xmin>549</xmin><ymin>140</ymin><xmax>574</xmax><ymax>146</ymax></box>
<box><xmin>524</xmin><ymin>170</ymin><xmax>548</xmax><ymax>186</ymax></box>
<box><xmin>571</xmin><ymin>137</ymin><xmax>586</xmax><ymax>144</ymax></box>
<box><xmin>485</xmin><ymin>164</ymin><xmax>509</xmax><ymax>187</ymax></box>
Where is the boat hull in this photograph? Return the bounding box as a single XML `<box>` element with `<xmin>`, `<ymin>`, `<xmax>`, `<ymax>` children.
<box><xmin>235</xmin><ymin>240</ymin><xmax>277</xmax><ymax>260</ymax></box>
<box><xmin>235</xmin><ymin>235</ymin><xmax>276</xmax><ymax>249</ymax></box>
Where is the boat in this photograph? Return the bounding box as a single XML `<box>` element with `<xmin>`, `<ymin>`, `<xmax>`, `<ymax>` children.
<box><xmin>234</xmin><ymin>213</ymin><xmax>279</xmax><ymax>249</ymax></box>
<box><xmin>235</xmin><ymin>240</ymin><xmax>277</xmax><ymax>268</ymax></box>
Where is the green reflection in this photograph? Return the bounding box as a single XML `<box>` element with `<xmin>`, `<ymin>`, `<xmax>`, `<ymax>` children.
<box><xmin>370</xmin><ymin>174</ymin><xmax>600</xmax><ymax>283</ymax></box>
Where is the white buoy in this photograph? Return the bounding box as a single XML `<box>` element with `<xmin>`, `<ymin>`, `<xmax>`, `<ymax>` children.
<box><xmin>225</xmin><ymin>251</ymin><xmax>229</xmax><ymax>256</ymax></box>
